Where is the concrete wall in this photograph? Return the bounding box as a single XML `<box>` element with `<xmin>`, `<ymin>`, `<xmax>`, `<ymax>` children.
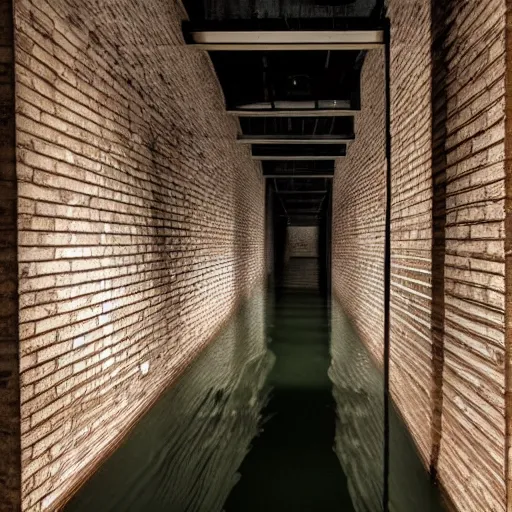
<box><xmin>13</xmin><ymin>0</ymin><xmax>266</xmax><ymax>510</ymax></box>
<box><xmin>332</xmin><ymin>1</ymin><xmax>509</xmax><ymax>510</ymax></box>
<box><xmin>0</xmin><ymin>1</ymin><xmax>20</xmax><ymax>510</ymax></box>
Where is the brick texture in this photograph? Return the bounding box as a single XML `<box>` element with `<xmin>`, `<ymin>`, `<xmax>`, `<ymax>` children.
<box><xmin>0</xmin><ymin>1</ymin><xmax>20</xmax><ymax>511</ymax></box>
<box><xmin>283</xmin><ymin>226</ymin><xmax>320</xmax><ymax>289</ymax></box>
<box><xmin>437</xmin><ymin>2</ymin><xmax>507</xmax><ymax>510</ymax></box>
<box><xmin>332</xmin><ymin>1</ymin><xmax>509</xmax><ymax>511</ymax></box>
<box><xmin>13</xmin><ymin>0</ymin><xmax>265</xmax><ymax>510</ymax></box>
<box><xmin>331</xmin><ymin>48</ymin><xmax>386</xmax><ymax>362</ymax></box>
<box><xmin>287</xmin><ymin>226</ymin><xmax>319</xmax><ymax>258</ymax></box>
<box><xmin>265</xmin><ymin>187</ymin><xmax>274</xmax><ymax>276</ymax></box>
<box><xmin>388</xmin><ymin>0</ymin><xmax>434</xmax><ymax>472</ymax></box>
<box><xmin>506</xmin><ymin>2</ymin><xmax>512</xmax><ymax>509</ymax></box>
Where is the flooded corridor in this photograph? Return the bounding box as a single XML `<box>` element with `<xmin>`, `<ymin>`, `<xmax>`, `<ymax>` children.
<box><xmin>225</xmin><ymin>288</ymin><xmax>353</xmax><ymax>511</ymax></box>
<box><xmin>1</xmin><ymin>1</ymin><xmax>509</xmax><ymax>510</ymax></box>
<box><xmin>64</xmin><ymin>276</ymin><xmax>444</xmax><ymax>512</ymax></box>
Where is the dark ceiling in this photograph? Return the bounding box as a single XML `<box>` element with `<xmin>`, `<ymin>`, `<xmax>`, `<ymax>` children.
<box><xmin>210</xmin><ymin>50</ymin><xmax>363</xmax><ymax>110</ymax></box>
<box><xmin>182</xmin><ymin>0</ymin><xmax>384</xmax><ymax>226</ymax></box>
<box><xmin>183</xmin><ymin>0</ymin><xmax>380</xmax><ymax>22</ymax></box>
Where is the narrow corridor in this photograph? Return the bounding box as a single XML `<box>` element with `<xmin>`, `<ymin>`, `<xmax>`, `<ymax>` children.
<box><xmin>62</xmin><ymin>276</ymin><xmax>445</xmax><ymax>512</ymax></box>
<box><xmin>0</xmin><ymin>0</ymin><xmax>510</xmax><ymax>511</ymax></box>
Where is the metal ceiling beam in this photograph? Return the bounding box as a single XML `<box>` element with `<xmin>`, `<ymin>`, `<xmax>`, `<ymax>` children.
<box><xmin>228</xmin><ymin>109</ymin><xmax>357</xmax><ymax>117</ymax></box>
<box><xmin>189</xmin><ymin>30</ymin><xmax>384</xmax><ymax>50</ymax></box>
<box><xmin>238</xmin><ymin>136</ymin><xmax>353</xmax><ymax>145</ymax></box>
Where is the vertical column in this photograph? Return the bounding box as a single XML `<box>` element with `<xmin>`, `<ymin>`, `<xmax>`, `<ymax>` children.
<box><xmin>429</xmin><ymin>0</ymin><xmax>449</xmax><ymax>480</ymax></box>
<box><xmin>505</xmin><ymin>3</ymin><xmax>512</xmax><ymax>510</ymax></box>
<box><xmin>0</xmin><ymin>0</ymin><xmax>20</xmax><ymax>510</ymax></box>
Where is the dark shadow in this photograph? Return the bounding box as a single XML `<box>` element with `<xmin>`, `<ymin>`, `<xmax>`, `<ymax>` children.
<box><xmin>225</xmin><ymin>289</ymin><xmax>354</xmax><ymax>512</ymax></box>
<box><xmin>225</xmin><ymin>388</ymin><xmax>353</xmax><ymax>512</ymax></box>
<box><xmin>269</xmin><ymin>186</ymin><xmax>288</xmax><ymax>298</ymax></box>
<box><xmin>429</xmin><ymin>0</ymin><xmax>451</xmax><ymax>479</ymax></box>
<box><xmin>318</xmin><ymin>181</ymin><xmax>332</xmax><ymax>296</ymax></box>
<box><xmin>0</xmin><ymin>1</ymin><xmax>20</xmax><ymax>508</ymax></box>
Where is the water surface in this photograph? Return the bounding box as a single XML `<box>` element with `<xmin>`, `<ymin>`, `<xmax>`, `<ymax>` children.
<box><xmin>66</xmin><ymin>284</ymin><xmax>445</xmax><ymax>512</ymax></box>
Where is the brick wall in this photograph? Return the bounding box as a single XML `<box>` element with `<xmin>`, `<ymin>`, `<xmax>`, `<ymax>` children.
<box><xmin>332</xmin><ymin>1</ymin><xmax>509</xmax><ymax>510</ymax></box>
<box><xmin>388</xmin><ymin>0</ymin><xmax>433</xmax><ymax>472</ymax></box>
<box><xmin>287</xmin><ymin>226</ymin><xmax>319</xmax><ymax>258</ymax></box>
<box><xmin>0</xmin><ymin>1</ymin><xmax>20</xmax><ymax>510</ymax></box>
<box><xmin>506</xmin><ymin>3</ymin><xmax>512</xmax><ymax>508</ymax></box>
<box><xmin>331</xmin><ymin>49</ymin><xmax>386</xmax><ymax>362</ymax></box>
<box><xmin>13</xmin><ymin>0</ymin><xmax>265</xmax><ymax>510</ymax></box>
<box><xmin>265</xmin><ymin>186</ymin><xmax>274</xmax><ymax>276</ymax></box>
<box><xmin>435</xmin><ymin>1</ymin><xmax>507</xmax><ymax>510</ymax></box>
<box><xmin>282</xmin><ymin>226</ymin><xmax>320</xmax><ymax>289</ymax></box>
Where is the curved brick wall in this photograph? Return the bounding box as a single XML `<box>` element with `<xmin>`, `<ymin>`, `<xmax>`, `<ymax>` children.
<box><xmin>13</xmin><ymin>0</ymin><xmax>266</xmax><ymax>510</ymax></box>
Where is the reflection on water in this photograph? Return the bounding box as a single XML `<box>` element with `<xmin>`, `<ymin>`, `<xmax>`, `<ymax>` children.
<box><xmin>329</xmin><ymin>300</ymin><xmax>384</xmax><ymax>511</ymax></box>
<box><xmin>225</xmin><ymin>289</ymin><xmax>354</xmax><ymax>511</ymax></box>
<box><xmin>67</xmin><ymin>287</ymin><xmax>446</xmax><ymax>512</ymax></box>
<box><xmin>66</xmin><ymin>287</ymin><xmax>274</xmax><ymax>512</ymax></box>
<box><xmin>330</xmin><ymin>298</ymin><xmax>445</xmax><ymax>512</ymax></box>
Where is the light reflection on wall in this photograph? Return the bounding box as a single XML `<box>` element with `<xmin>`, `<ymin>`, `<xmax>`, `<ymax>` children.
<box><xmin>65</xmin><ymin>286</ymin><xmax>274</xmax><ymax>512</ymax></box>
<box><xmin>329</xmin><ymin>298</ymin><xmax>445</xmax><ymax>512</ymax></box>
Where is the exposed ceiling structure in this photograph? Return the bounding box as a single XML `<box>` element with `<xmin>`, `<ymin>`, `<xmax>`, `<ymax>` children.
<box><xmin>183</xmin><ymin>0</ymin><xmax>384</xmax><ymax>225</ymax></box>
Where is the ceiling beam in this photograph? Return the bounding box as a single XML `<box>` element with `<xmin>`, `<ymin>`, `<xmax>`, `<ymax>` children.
<box><xmin>255</xmin><ymin>156</ymin><xmax>339</xmax><ymax>161</ymax></box>
<box><xmin>280</xmin><ymin>213</ymin><xmax>319</xmax><ymax>216</ymax></box>
<box><xmin>228</xmin><ymin>109</ymin><xmax>357</xmax><ymax>117</ymax></box>
<box><xmin>189</xmin><ymin>30</ymin><xmax>384</xmax><ymax>48</ymax></box>
<box><xmin>263</xmin><ymin>174</ymin><xmax>333</xmax><ymax>178</ymax></box>
<box><xmin>275</xmin><ymin>190</ymin><xmax>328</xmax><ymax>194</ymax></box>
<box><xmin>282</xmin><ymin>198</ymin><xmax>324</xmax><ymax>202</ymax></box>
<box><xmin>286</xmin><ymin>207</ymin><xmax>322</xmax><ymax>211</ymax></box>
<box><xmin>190</xmin><ymin>43</ymin><xmax>381</xmax><ymax>51</ymax></box>
<box><xmin>238</xmin><ymin>136</ymin><xmax>353</xmax><ymax>145</ymax></box>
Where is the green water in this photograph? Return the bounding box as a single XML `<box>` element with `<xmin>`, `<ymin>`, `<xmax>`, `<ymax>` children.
<box><xmin>225</xmin><ymin>289</ymin><xmax>354</xmax><ymax>511</ymax></box>
<box><xmin>330</xmin><ymin>300</ymin><xmax>445</xmax><ymax>512</ymax></box>
<box><xmin>65</xmin><ymin>285</ymin><xmax>445</xmax><ymax>512</ymax></box>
